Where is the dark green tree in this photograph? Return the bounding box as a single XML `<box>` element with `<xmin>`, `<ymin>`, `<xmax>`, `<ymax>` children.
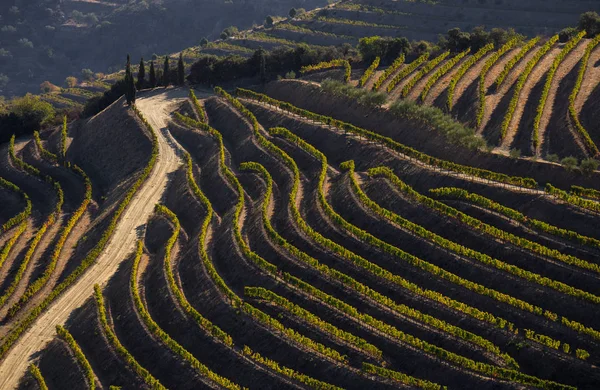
<box><xmin>149</xmin><ymin>61</ymin><xmax>156</xmax><ymax>88</ymax></box>
<box><xmin>265</xmin><ymin>15</ymin><xmax>274</xmax><ymax>28</ymax></box>
<box><xmin>137</xmin><ymin>58</ymin><xmax>145</xmax><ymax>90</ymax></box>
<box><xmin>163</xmin><ymin>56</ymin><xmax>170</xmax><ymax>86</ymax></box>
<box><xmin>177</xmin><ymin>53</ymin><xmax>185</xmax><ymax>85</ymax></box>
<box><xmin>124</xmin><ymin>54</ymin><xmax>136</xmax><ymax>105</ymax></box>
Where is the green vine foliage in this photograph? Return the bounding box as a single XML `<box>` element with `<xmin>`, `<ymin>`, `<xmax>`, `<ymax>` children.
<box><xmin>567</xmin><ymin>34</ymin><xmax>600</xmax><ymax>156</ymax></box>
<box><xmin>476</xmin><ymin>37</ymin><xmax>521</xmax><ymax>127</ymax></box>
<box><xmin>372</xmin><ymin>53</ymin><xmax>404</xmax><ymax>91</ymax></box>
<box><xmin>358</xmin><ymin>56</ymin><xmax>380</xmax><ymax>87</ymax></box>
<box><xmin>386</xmin><ymin>52</ymin><xmax>429</xmax><ymax>93</ymax></box>
<box><xmin>532</xmin><ymin>31</ymin><xmax>586</xmax><ymax>152</ymax></box>
<box><xmin>401</xmin><ymin>51</ymin><xmax>450</xmax><ymax>98</ymax></box>
<box><xmin>447</xmin><ymin>43</ymin><xmax>495</xmax><ymax>111</ymax></box>
<box><xmin>420</xmin><ymin>48</ymin><xmax>470</xmax><ymax>102</ymax></box>
<box><xmin>235</xmin><ymin>88</ymin><xmax>538</xmax><ymax>188</ymax></box>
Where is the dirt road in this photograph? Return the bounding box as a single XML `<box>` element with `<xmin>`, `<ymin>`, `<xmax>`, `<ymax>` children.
<box><xmin>0</xmin><ymin>88</ymin><xmax>188</xmax><ymax>389</ymax></box>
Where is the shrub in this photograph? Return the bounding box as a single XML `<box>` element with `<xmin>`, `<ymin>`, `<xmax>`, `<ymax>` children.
<box><xmin>561</xmin><ymin>156</ymin><xmax>579</xmax><ymax>172</ymax></box>
<box><xmin>322</xmin><ymin>79</ymin><xmax>387</xmax><ymax>108</ymax></box>
<box><xmin>580</xmin><ymin>158</ymin><xmax>599</xmax><ymax>175</ymax></box>
<box><xmin>509</xmin><ymin>148</ymin><xmax>521</xmax><ymax>159</ymax></box>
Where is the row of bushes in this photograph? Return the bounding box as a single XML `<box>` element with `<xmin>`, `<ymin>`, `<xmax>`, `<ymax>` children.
<box><xmin>371</xmin><ymin>174</ymin><xmax>600</xmax><ymax>302</ymax></box>
<box><xmin>532</xmin><ymin>31</ymin><xmax>586</xmax><ymax>151</ymax></box>
<box><xmin>570</xmin><ymin>185</ymin><xmax>600</xmax><ymax>200</ymax></box>
<box><xmin>446</xmin><ymin>43</ymin><xmax>495</xmax><ymax>111</ymax></box>
<box><xmin>8</xmin><ymin>140</ymin><xmax>93</xmax><ymax>318</ymax></box>
<box><xmin>241</xmin><ymin>346</ymin><xmax>342</xmax><ymax>390</ymax></box>
<box><xmin>130</xmin><ymin>240</ymin><xmax>241</xmax><ymax>389</ymax></box>
<box><xmin>420</xmin><ymin>49</ymin><xmax>470</xmax><ymax>102</ymax></box>
<box><xmin>345</xmin><ymin>164</ymin><xmax>575</xmax><ymax>331</ymax></box>
<box><xmin>245</xmin><ymin>286</ymin><xmax>383</xmax><ymax>360</ymax></box>
<box><xmin>60</xmin><ymin>116</ymin><xmax>68</xmax><ymax>158</ymax></box>
<box><xmin>175</xmin><ymin>135</ymin><xmax>340</xmax><ymax>389</ymax></box>
<box><xmin>501</xmin><ymin>35</ymin><xmax>559</xmax><ymax>140</ymax></box>
<box><xmin>495</xmin><ymin>37</ymin><xmax>540</xmax><ymax>89</ymax></box>
<box><xmin>567</xmin><ymin>34</ymin><xmax>600</xmax><ymax>157</ymax></box>
<box><xmin>154</xmin><ymin>201</ymin><xmax>233</xmax><ymax>346</ymax></box>
<box><xmin>218</xmin><ymin>89</ymin><xmax>518</xmax><ymax>372</ymax></box>
<box><xmin>172</xmin><ymin>114</ymin><xmax>242</xmax><ymax>307</ymax></box>
<box><xmin>0</xmin><ymin>221</ymin><xmax>27</xmax><ymax>271</ymax></box>
<box><xmin>386</xmin><ymin>53</ymin><xmax>429</xmax><ymax>93</ymax></box>
<box><xmin>243</xmin><ymin>146</ymin><xmax>514</xmax><ymax>368</ymax></box>
<box><xmin>363</xmin><ymin>363</ymin><xmax>445</xmax><ymax>390</ymax></box>
<box><xmin>372</xmin><ymin>54</ymin><xmax>404</xmax><ymax>91</ymax></box>
<box><xmin>358</xmin><ymin>57</ymin><xmax>380</xmax><ymax>87</ymax></box>
<box><xmin>0</xmin><ymin>177</ymin><xmax>31</xmax><ymax>234</ymax></box>
<box><xmin>400</xmin><ymin>51</ymin><xmax>450</xmax><ymax>98</ymax></box>
<box><xmin>1</xmin><ymin>136</ymin><xmax>66</xmax><ymax>308</ymax></box>
<box><xmin>269</xmin><ymin>128</ymin><xmax>571</xmax><ymax>389</ymax></box>
<box><xmin>56</xmin><ymin>325</ymin><xmax>96</xmax><ymax>389</ymax></box>
<box><xmin>28</xmin><ymin>364</ymin><xmax>48</xmax><ymax>390</ymax></box>
<box><xmin>545</xmin><ymin>183</ymin><xmax>600</xmax><ymax>214</ymax></box>
<box><xmin>93</xmin><ymin>284</ymin><xmax>166</xmax><ymax>389</ymax></box>
<box><xmin>189</xmin><ymin>89</ymin><xmax>207</xmax><ymax>123</ymax></box>
<box><xmin>236</xmin><ymin>88</ymin><xmax>538</xmax><ymax>188</ymax></box>
<box><xmin>476</xmin><ymin>37</ymin><xmax>521</xmax><ymax>127</ymax></box>
<box><xmin>0</xmin><ymin>103</ymin><xmax>158</xmax><ymax>361</ymax></box>
<box><xmin>430</xmin><ymin>187</ymin><xmax>600</xmax><ymax>250</ymax></box>
<box><xmin>219</xmin><ymin>90</ymin><xmax>519</xmax><ymax>347</ymax></box>
<box><xmin>178</xmin><ymin>104</ymin><xmax>348</xmax><ymax>365</ymax></box>
<box><xmin>300</xmin><ymin>59</ymin><xmax>351</xmax><ymax>83</ymax></box>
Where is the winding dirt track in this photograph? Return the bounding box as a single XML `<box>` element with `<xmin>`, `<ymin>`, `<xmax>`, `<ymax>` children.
<box><xmin>0</xmin><ymin>88</ymin><xmax>187</xmax><ymax>389</ymax></box>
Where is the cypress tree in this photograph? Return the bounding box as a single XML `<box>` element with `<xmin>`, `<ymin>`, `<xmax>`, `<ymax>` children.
<box><xmin>258</xmin><ymin>47</ymin><xmax>267</xmax><ymax>84</ymax></box>
<box><xmin>137</xmin><ymin>58</ymin><xmax>145</xmax><ymax>90</ymax></box>
<box><xmin>177</xmin><ymin>53</ymin><xmax>185</xmax><ymax>85</ymax></box>
<box><xmin>125</xmin><ymin>54</ymin><xmax>136</xmax><ymax>105</ymax></box>
<box><xmin>149</xmin><ymin>61</ymin><xmax>156</xmax><ymax>88</ymax></box>
<box><xmin>163</xmin><ymin>56</ymin><xmax>170</xmax><ymax>86</ymax></box>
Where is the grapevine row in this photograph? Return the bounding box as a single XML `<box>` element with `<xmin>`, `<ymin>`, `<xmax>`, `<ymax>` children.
<box><xmin>268</xmin><ymin>127</ymin><xmax>572</xmax><ymax>389</ymax></box>
<box><xmin>300</xmin><ymin>59</ymin><xmax>351</xmax><ymax>83</ymax></box>
<box><xmin>56</xmin><ymin>325</ymin><xmax>96</xmax><ymax>390</ymax></box>
<box><xmin>189</xmin><ymin>89</ymin><xmax>207</xmax><ymax>123</ymax></box>
<box><xmin>386</xmin><ymin>52</ymin><xmax>429</xmax><ymax>93</ymax></box>
<box><xmin>93</xmin><ymin>284</ymin><xmax>166</xmax><ymax>389</ymax></box>
<box><xmin>567</xmin><ymin>34</ymin><xmax>600</xmax><ymax>156</ymax></box>
<box><xmin>0</xmin><ymin>221</ymin><xmax>27</xmax><ymax>271</ymax></box>
<box><xmin>358</xmin><ymin>56</ymin><xmax>380</xmax><ymax>87</ymax></box>
<box><xmin>235</xmin><ymin>88</ymin><xmax>539</xmax><ymax>189</ymax></box>
<box><xmin>155</xmin><ymin>200</ymin><xmax>337</xmax><ymax>389</ymax></box>
<box><xmin>130</xmin><ymin>239</ymin><xmax>242</xmax><ymax>389</ymax></box>
<box><xmin>175</xmin><ymin>109</ymin><xmax>351</xmax><ymax>366</ymax></box>
<box><xmin>501</xmin><ymin>35</ymin><xmax>559</xmax><ymax>140</ymax></box>
<box><xmin>430</xmin><ymin>187</ymin><xmax>600</xmax><ymax>250</ymax></box>
<box><xmin>1</xmin><ymin>136</ymin><xmax>65</xmax><ymax>308</ymax></box>
<box><xmin>420</xmin><ymin>48</ymin><xmax>470</xmax><ymax>102</ymax></box>
<box><xmin>545</xmin><ymin>184</ymin><xmax>600</xmax><ymax>214</ymax></box>
<box><xmin>60</xmin><ymin>116</ymin><xmax>68</xmax><ymax>158</ymax></box>
<box><xmin>0</xmin><ymin>103</ymin><xmax>158</xmax><ymax>361</ymax></box>
<box><xmin>363</xmin><ymin>363</ymin><xmax>445</xmax><ymax>390</ymax></box>
<box><xmin>476</xmin><ymin>37</ymin><xmax>521</xmax><ymax>127</ymax></box>
<box><xmin>532</xmin><ymin>31</ymin><xmax>586</xmax><ymax>152</ymax></box>
<box><xmin>446</xmin><ymin>43</ymin><xmax>495</xmax><ymax>111</ymax></box>
<box><xmin>570</xmin><ymin>185</ymin><xmax>600</xmax><ymax>200</ymax></box>
<box><xmin>215</xmin><ymin>89</ymin><xmax>524</xmax><ymax>377</ymax></box>
<box><xmin>28</xmin><ymin>364</ymin><xmax>48</xmax><ymax>390</ymax></box>
<box><xmin>495</xmin><ymin>37</ymin><xmax>541</xmax><ymax>88</ymax></box>
<box><xmin>372</xmin><ymin>54</ymin><xmax>404</xmax><ymax>91</ymax></box>
<box><xmin>343</xmin><ymin>162</ymin><xmax>596</xmax><ymax>341</ymax></box>
<box><xmin>368</xmin><ymin>167</ymin><xmax>600</xmax><ymax>300</ymax></box>
<box><xmin>0</xmin><ymin>177</ymin><xmax>31</xmax><ymax>234</ymax></box>
<box><xmin>242</xmin><ymin>157</ymin><xmax>514</xmax><ymax>367</ymax></box>
<box><xmin>245</xmin><ymin>286</ymin><xmax>384</xmax><ymax>360</ymax></box>
<box><xmin>400</xmin><ymin>51</ymin><xmax>450</xmax><ymax>98</ymax></box>
<box><xmin>8</xmin><ymin>143</ymin><xmax>93</xmax><ymax>318</ymax></box>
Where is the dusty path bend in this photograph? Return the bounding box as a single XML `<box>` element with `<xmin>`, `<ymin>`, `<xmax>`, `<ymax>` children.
<box><xmin>0</xmin><ymin>88</ymin><xmax>187</xmax><ymax>389</ymax></box>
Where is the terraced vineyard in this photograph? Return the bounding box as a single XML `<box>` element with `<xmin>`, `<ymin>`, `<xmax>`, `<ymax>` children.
<box><xmin>0</xmin><ymin>77</ymin><xmax>598</xmax><ymax>389</ymax></box>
